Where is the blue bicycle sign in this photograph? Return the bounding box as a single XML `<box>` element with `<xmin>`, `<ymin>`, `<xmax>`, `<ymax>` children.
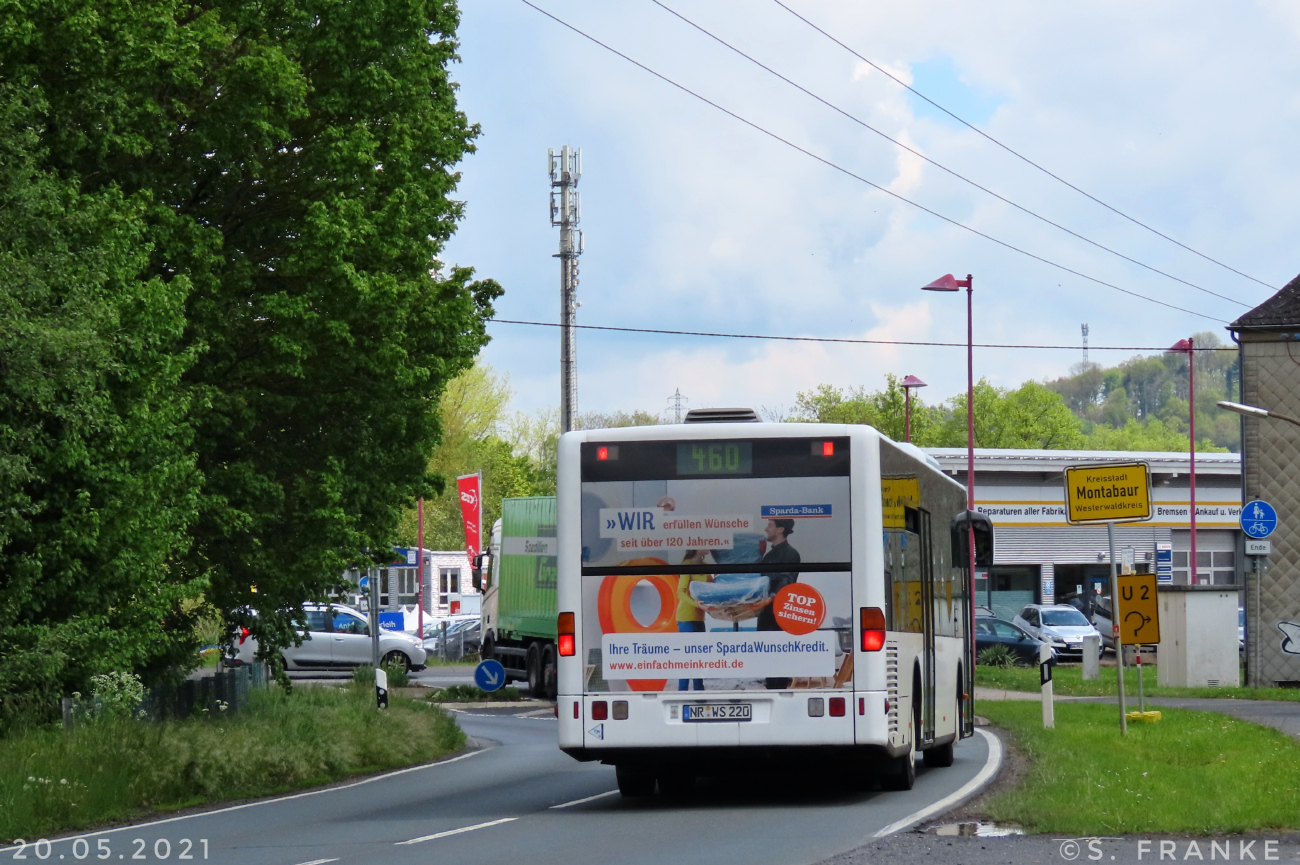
<box><xmin>1240</xmin><ymin>500</ymin><xmax>1278</xmax><ymax>538</ymax></box>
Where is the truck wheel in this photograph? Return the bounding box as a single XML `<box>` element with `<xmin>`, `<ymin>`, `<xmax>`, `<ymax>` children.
<box><xmin>541</xmin><ymin>644</ymin><xmax>558</xmax><ymax>701</ymax></box>
<box><xmin>480</xmin><ymin>634</ymin><xmax>495</xmax><ymax>662</ymax></box>
<box><xmin>615</xmin><ymin>764</ymin><xmax>656</xmax><ymax>797</ymax></box>
<box><xmin>526</xmin><ymin>643</ymin><xmax>542</xmax><ymax>696</ymax></box>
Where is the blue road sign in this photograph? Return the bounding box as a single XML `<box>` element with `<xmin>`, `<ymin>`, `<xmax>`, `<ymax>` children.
<box><xmin>475</xmin><ymin>659</ymin><xmax>507</xmax><ymax>692</ymax></box>
<box><xmin>1241</xmin><ymin>500</ymin><xmax>1278</xmax><ymax>539</ymax></box>
<box><xmin>358</xmin><ymin>576</ymin><xmax>370</xmax><ymax>592</ymax></box>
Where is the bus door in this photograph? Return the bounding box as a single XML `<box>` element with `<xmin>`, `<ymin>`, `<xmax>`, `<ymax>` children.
<box><xmin>906</xmin><ymin>506</ymin><xmax>937</xmax><ymax>744</ymax></box>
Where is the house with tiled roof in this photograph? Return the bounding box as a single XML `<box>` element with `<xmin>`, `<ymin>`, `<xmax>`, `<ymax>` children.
<box><xmin>1228</xmin><ymin>272</ymin><xmax>1300</xmax><ymax>687</ymax></box>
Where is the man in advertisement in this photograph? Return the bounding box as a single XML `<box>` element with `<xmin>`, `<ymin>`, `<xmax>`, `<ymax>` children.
<box><xmin>756</xmin><ymin>518</ymin><xmax>800</xmax><ymax>689</ymax></box>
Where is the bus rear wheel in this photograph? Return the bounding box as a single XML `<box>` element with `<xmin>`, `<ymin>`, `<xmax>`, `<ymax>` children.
<box><xmin>615</xmin><ymin>764</ymin><xmax>656</xmax><ymax>797</ymax></box>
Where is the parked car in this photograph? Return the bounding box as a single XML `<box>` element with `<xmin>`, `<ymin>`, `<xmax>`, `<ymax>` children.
<box><xmin>975</xmin><ymin>615</ymin><xmax>1054</xmax><ymax>665</ymax></box>
<box><xmin>1013</xmin><ymin>604</ymin><xmax>1103</xmax><ymax>661</ymax></box>
<box><xmin>421</xmin><ymin>615</ymin><xmax>478</xmax><ymax>640</ymax></box>
<box><xmin>1091</xmin><ymin>594</ymin><xmax>1116</xmax><ymax>652</ymax></box>
<box><xmin>227</xmin><ymin>604</ymin><xmax>427</xmax><ymax>671</ymax></box>
<box><xmin>423</xmin><ymin>619</ymin><xmax>481</xmax><ymax>656</ymax></box>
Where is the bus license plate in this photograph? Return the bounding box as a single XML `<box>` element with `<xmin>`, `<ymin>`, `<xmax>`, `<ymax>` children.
<box><xmin>682</xmin><ymin>703</ymin><xmax>752</xmax><ymax>722</ymax></box>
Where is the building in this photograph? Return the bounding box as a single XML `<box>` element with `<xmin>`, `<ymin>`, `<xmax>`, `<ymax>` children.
<box><xmin>1229</xmin><ymin>273</ymin><xmax>1300</xmax><ymax>687</ymax></box>
<box><xmin>925</xmin><ymin>448</ymin><xmax>1242</xmax><ymax>622</ymax></box>
<box><xmin>339</xmin><ymin>548</ymin><xmax>480</xmax><ymax>622</ymax></box>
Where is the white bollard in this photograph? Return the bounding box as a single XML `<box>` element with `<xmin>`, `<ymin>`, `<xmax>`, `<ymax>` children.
<box><xmin>1082</xmin><ymin>634</ymin><xmax>1100</xmax><ymax>680</ymax></box>
<box><xmin>1040</xmin><ymin>643</ymin><xmax>1055</xmax><ymax>729</ymax></box>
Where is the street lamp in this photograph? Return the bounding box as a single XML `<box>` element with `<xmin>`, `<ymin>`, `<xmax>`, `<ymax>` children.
<box><xmin>1170</xmin><ymin>338</ymin><xmax>1199</xmax><ymax>584</ymax></box>
<box><xmin>902</xmin><ymin>375</ymin><xmax>927</xmax><ymax>443</ymax></box>
<box><xmin>922</xmin><ymin>273</ymin><xmax>976</xmax><ymax>666</ymax></box>
<box><xmin>1218</xmin><ymin>400</ymin><xmax>1300</xmax><ymax>429</ymax></box>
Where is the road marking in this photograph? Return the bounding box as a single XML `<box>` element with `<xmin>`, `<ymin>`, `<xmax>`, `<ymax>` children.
<box><xmin>0</xmin><ymin>749</ymin><xmax>487</xmax><ymax>853</ymax></box>
<box><xmin>549</xmin><ymin>790</ymin><xmax>618</xmax><ymax>809</ymax></box>
<box><xmin>293</xmin><ymin>859</ymin><xmax>340</xmax><ymax>865</ymax></box>
<box><xmin>871</xmin><ymin>728</ymin><xmax>1004</xmax><ymax>838</ymax></box>
<box><xmin>396</xmin><ymin>817</ymin><xmax>518</xmax><ymax>845</ymax></box>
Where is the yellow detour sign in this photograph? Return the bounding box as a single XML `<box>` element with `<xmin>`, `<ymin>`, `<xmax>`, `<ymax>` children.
<box><xmin>881</xmin><ymin>475</ymin><xmax>920</xmax><ymax>529</ymax></box>
<box><xmin>1063</xmin><ymin>462</ymin><xmax>1152</xmax><ymax>524</ymax></box>
<box><xmin>1117</xmin><ymin>572</ymin><xmax>1160</xmax><ymax>645</ymax></box>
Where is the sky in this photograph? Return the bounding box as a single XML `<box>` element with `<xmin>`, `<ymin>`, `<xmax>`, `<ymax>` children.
<box><xmin>438</xmin><ymin>0</ymin><xmax>1300</xmax><ymax>421</ymax></box>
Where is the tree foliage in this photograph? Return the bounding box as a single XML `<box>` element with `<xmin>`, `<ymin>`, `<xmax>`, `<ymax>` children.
<box><xmin>398</xmin><ymin>365</ymin><xmax>550</xmax><ymax>552</ymax></box>
<box><xmin>0</xmin><ymin>0</ymin><xmax>497</xmax><ymax>695</ymax></box>
<box><xmin>1045</xmin><ymin>332</ymin><xmax>1239</xmax><ymax>450</ymax></box>
<box><xmin>0</xmin><ymin>87</ymin><xmax>203</xmax><ymax>705</ymax></box>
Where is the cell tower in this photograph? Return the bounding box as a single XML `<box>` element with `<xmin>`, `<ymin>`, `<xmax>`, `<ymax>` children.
<box><xmin>1081</xmin><ymin>323</ymin><xmax>1090</xmax><ymax>366</ymax></box>
<box><xmin>550</xmin><ymin>146</ymin><xmax>584</xmax><ymax>433</ymax></box>
<box><xmin>667</xmin><ymin>388</ymin><xmax>689</xmax><ymax>423</ymax></box>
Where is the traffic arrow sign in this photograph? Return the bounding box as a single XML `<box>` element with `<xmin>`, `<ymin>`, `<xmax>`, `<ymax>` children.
<box><xmin>475</xmin><ymin>659</ymin><xmax>506</xmax><ymax>692</ymax></box>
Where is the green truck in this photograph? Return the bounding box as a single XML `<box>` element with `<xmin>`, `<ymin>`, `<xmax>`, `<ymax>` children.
<box><xmin>479</xmin><ymin>496</ymin><xmax>558</xmax><ymax>699</ymax></box>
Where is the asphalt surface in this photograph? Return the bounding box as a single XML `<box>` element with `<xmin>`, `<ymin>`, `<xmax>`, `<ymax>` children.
<box><xmin>1</xmin><ymin>707</ymin><xmax>997</xmax><ymax>865</ymax></box>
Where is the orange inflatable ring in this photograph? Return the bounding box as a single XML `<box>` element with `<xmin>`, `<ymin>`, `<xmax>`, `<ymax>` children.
<box><xmin>597</xmin><ymin>558</ymin><xmax>677</xmax><ymax>692</ymax></box>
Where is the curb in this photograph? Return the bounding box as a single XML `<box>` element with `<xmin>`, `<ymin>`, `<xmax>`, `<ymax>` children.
<box><xmin>871</xmin><ymin>728</ymin><xmax>1004</xmax><ymax>838</ymax></box>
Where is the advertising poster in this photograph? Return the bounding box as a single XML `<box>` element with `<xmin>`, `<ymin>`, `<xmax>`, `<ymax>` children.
<box><xmin>580</xmin><ymin>473</ymin><xmax>853</xmax><ymax>692</ymax></box>
<box><xmin>456</xmin><ymin>473</ymin><xmax>482</xmax><ymax>561</ymax></box>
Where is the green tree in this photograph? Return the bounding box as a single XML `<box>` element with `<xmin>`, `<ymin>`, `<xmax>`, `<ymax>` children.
<box><xmin>790</xmin><ymin>377</ymin><xmax>942</xmax><ymax>444</ymax></box>
<box><xmin>399</xmin><ymin>365</ymin><xmax>549</xmax><ymax>552</ymax></box>
<box><xmin>0</xmin><ymin>87</ymin><xmax>204</xmax><ymax>706</ymax></box>
<box><xmin>937</xmin><ymin>381</ymin><xmax>1083</xmax><ymax>449</ymax></box>
<box><xmin>2</xmin><ymin>0</ymin><xmax>499</xmax><ymax>676</ymax></box>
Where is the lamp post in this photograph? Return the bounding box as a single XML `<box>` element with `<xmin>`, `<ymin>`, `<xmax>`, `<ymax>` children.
<box><xmin>922</xmin><ymin>273</ymin><xmax>976</xmax><ymax>667</ymax></box>
<box><xmin>1218</xmin><ymin>400</ymin><xmax>1300</xmax><ymax>430</ymax></box>
<box><xmin>1170</xmin><ymin>338</ymin><xmax>1198</xmax><ymax>583</ymax></box>
<box><xmin>902</xmin><ymin>375</ymin><xmax>927</xmax><ymax>443</ymax></box>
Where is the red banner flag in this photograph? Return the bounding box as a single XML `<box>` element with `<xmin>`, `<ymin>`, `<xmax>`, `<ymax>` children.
<box><xmin>456</xmin><ymin>473</ymin><xmax>482</xmax><ymax>561</ymax></box>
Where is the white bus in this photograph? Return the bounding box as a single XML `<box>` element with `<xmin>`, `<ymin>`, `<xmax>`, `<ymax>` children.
<box><xmin>556</xmin><ymin>410</ymin><xmax>988</xmax><ymax>796</ymax></box>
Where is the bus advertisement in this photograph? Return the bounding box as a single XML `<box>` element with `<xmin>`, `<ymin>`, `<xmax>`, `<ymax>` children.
<box><xmin>556</xmin><ymin>419</ymin><xmax>980</xmax><ymax>797</ymax></box>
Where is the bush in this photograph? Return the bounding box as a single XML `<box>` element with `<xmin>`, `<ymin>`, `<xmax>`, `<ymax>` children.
<box><xmin>382</xmin><ymin>661</ymin><xmax>409</xmax><ymax>689</ymax></box>
<box><xmin>977</xmin><ymin>644</ymin><xmax>1018</xmax><ymax>669</ymax></box>
<box><xmin>89</xmin><ymin>672</ymin><xmax>146</xmax><ymax>720</ymax></box>
<box><xmin>428</xmin><ymin>684</ymin><xmax>521</xmax><ymax>703</ymax></box>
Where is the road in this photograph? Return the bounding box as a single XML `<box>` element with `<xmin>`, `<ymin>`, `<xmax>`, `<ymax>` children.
<box><xmin>1</xmin><ymin>708</ymin><xmax>997</xmax><ymax>865</ymax></box>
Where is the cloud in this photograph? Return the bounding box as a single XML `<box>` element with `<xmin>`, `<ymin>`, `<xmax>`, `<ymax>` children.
<box><xmin>451</xmin><ymin>0</ymin><xmax>1299</xmax><ymax>418</ymax></box>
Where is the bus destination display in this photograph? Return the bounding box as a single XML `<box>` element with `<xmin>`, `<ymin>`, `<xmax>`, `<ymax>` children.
<box><xmin>676</xmin><ymin>441</ymin><xmax>752</xmax><ymax>475</ymax></box>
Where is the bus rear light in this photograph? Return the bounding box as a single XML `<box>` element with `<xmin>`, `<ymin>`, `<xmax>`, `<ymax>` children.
<box><xmin>573</xmin><ymin>702</ymin><xmax>579</xmax><ymax>719</ymax></box>
<box><xmin>807</xmin><ymin>697</ymin><xmax>824</xmax><ymax>717</ymax></box>
<box><xmin>829</xmin><ymin>697</ymin><xmax>846</xmax><ymax>717</ymax></box>
<box><xmin>822</xmin><ymin>441</ymin><xmax>834</xmax><ymax>456</ymax></box>
<box><xmin>591</xmin><ymin>701</ymin><xmax>608</xmax><ymax>720</ymax></box>
<box><xmin>596</xmin><ymin>445</ymin><xmax>618</xmax><ymax>461</ymax></box>
<box><xmin>558</xmin><ymin>612</ymin><xmax>575</xmax><ymax>656</ymax></box>
<box><xmin>613</xmin><ymin>701</ymin><xmax>629</xmax><ymax>720</ymax></box>
<box><xmin>860</xmin><ymin>607</ymin><xmax>886</xmax><ymax>652</ymax></box>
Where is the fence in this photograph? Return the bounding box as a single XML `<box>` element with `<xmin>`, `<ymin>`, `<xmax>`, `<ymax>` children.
<box><xmin>61</xmin><ymin>663</ymin><xmax>270</xmax><ymax>728</ymax></box>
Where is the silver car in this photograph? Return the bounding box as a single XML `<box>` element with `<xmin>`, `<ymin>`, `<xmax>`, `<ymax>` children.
<box><xmin>228</xmin><ymin>604</ymin><xmax>427</xmax><ymax>671</ymax></box>
<box><xmin>1013</xmin><ymin>604</ymin><xmax>1103</xmax><ymax>660</ymax></box>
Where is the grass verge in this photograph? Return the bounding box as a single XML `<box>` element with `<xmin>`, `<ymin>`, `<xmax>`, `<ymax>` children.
<box><xmin>979</xmin><ymin>700</ymin><xmax>1300</xmax><ymax>834</ymax></box>
<box><xmin>0</xmin><ymin>685</ymin><xmax>464</xmax><ymax>844</ymax></box>
<box><xmin>976</xmin><ymin>663</ymin><xmax>1300</xmax><ymax>701</ymax></box>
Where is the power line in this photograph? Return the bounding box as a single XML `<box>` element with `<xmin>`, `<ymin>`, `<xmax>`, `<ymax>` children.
<box><xmin>649</xmin><ymin>0</ymin><xmax>1248</xmax><ymax>309</ymax></box>
<box><xmin>489</xmin><ymin>318</ymin><xmax>1237</xmax><ymax>352</ymax></box>
<box><xmin>770</xmin><ymin>0</ymin><xmax>1278</xmax><ymax>293</ymax></box>
<box><xmin>517</xmin><ymin>0</ymin><xmax>1229</xmax><ymax>325</ymax></box>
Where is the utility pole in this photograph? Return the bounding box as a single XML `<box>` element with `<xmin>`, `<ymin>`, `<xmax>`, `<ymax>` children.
<box><xmin>550</xmin><ymin>146</ymin><xmax>584</xmax><ymax>433</ymax></box>
<box><xmin>1081</xmin><ymin>323</ymin><xmax>1089</xmax><ymax>366</ymax></box>
<box><xmin>667</xmin><ymin>388</ymin><xmax>688</xmax><ymax>423</ymax></box>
